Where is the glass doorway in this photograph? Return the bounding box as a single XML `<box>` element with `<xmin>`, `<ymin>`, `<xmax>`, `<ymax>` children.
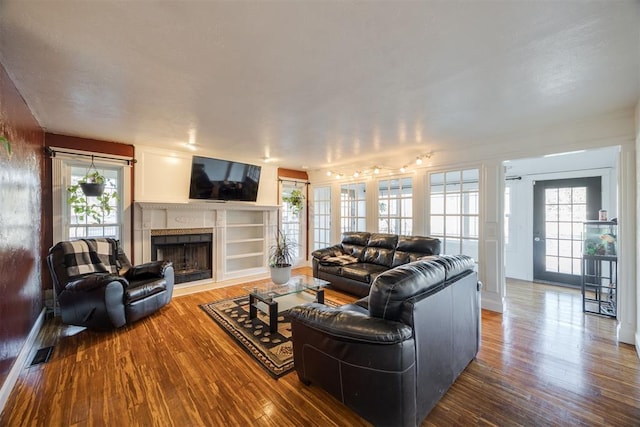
<box><xmin>533</xmin><ymin>177</ymin><xmax>601</xmax><ymax>286</ymax></box>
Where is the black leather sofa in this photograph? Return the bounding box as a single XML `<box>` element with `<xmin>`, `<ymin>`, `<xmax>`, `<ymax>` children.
<box><xmin>290</xmin><ymin>255</ymin><xmax>480</xmax><ymax>426</ymax></box>
<box><xmin>48</xmin><ymin>238</ymin><xmax>174</xmax><ymax>330</ymax></box>
<box><xmin>311</xmin><ymin>231</ymin><xmax>441</xmax><ymax>296</ymax></box>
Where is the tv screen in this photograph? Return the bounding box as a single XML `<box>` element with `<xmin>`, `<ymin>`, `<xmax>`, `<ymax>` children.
<box><xmin>189</xmin><ymin>155</ymin><xmax>261</xmax><ymax>202</ymax></box>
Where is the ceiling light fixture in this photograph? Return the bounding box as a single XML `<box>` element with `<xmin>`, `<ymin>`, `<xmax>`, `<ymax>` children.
<box><xmin>323</xmin><ymin>152</ymin><xmax>434</xmax><ymax>180</ymax></box>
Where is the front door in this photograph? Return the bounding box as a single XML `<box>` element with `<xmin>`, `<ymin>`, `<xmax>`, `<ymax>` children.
<box><xmin>533</xmin><ymin>177</ymin><xmax>601</xmax><ymax>286</ymax></box>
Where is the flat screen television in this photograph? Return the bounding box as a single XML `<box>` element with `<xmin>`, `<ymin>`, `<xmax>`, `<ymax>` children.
<box><xmin>188</xmin><ymin>155</ymin><xmax>261</xmax><ymax>202</ymax></box>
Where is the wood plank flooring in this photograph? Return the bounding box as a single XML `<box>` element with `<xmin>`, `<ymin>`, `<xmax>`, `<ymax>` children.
<box><xmin>1</xmin><ymin>271</ymin><xmax>639</xmax><ymax>426</ymax></box>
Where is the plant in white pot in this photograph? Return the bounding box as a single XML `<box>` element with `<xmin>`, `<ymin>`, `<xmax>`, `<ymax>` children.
<box><xmin>268</xmin><ymin>230</ymin><xmax>296</xmax><ymax>284</ymax></box>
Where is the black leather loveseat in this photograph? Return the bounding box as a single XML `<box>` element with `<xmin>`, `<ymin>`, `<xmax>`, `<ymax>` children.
<box><xmin>311</xmin><ymin>231</ymin><xmax>441</xmax><ymax>296</ymax></box>
<box><xmin>290</xmin><ymin>255</ymin><xmax>480</xmax><ymax>426</ymax></box>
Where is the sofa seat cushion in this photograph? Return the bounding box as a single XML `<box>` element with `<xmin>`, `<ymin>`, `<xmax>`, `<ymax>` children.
<box><xmin>341</xmin><ymin>263</ymin><xmax>388</xmax><ymax>283</ymax></box>
<box><xmin>317</xmin><ymin>264</ymin><xmax>343</xmax><ymax>276</ymax></box>
<box><xmin>125</xmin><ymin>278</ymin><xmax>167</xmax><ymax>304</ymax></box>
<box><xmin>319</xmin><ymin>254</ymin><xmax>359</xmax><ymax>266</ymax></box>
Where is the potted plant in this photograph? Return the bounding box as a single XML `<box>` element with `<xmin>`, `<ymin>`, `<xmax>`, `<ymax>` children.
<box><xmin>0</xmin><ymin>135</ymin><xmax>11</xmax><ymax>159</ymax></box>
<box><xmin>282</xmin><ymin>188</ymin><xmax>305</xmax><ymax>216</ymax></box>
<box><xmin>67</xmin><ymin>170</ymin><xmax>118</xmax><ymax>224</ymax></box>
<box><xmin>268</xmin><ymin>229</ymin><xmax>296</xmax><ymax>284</ymax></box>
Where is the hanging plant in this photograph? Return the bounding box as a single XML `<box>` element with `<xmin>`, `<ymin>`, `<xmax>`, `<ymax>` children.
<box><xmin>0</xmin><ymin>135</ymin><xmax>11</xmax><ymax>159</ymax></box>
<box><xmin>282</xmin><ymin>188</ymin><xmax>305</xmax><ymax>215</ymax></box>
<box><xmin>67</xmin><ymin>159</ymin><xmax>118</xmax><ymax>223</ymax></box>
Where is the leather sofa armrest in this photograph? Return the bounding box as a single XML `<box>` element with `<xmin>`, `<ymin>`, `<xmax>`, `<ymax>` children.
<box><xmin>125</xmin><ymin>260</ymin><xmax>173</xmax><ymax>281</ymax></box>
<box><xmin>66</xmin><ymin>274</ymin><xmax>128</xmax><ymax>292</ymax></box>
<box><xmin>311</xmin><ymin>245</ymin><xmax>345</xmax><ymax>260</ymax></box>
<box><xmin>289</xmin><ymin>303</ymin><xmax>413</xmax><ymax>344</ymax></box>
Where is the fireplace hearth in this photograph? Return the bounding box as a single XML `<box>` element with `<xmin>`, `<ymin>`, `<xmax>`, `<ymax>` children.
<box><xmin>151</xmin><ymin>230</ymin><xmax>213</xmax><ymax>284</ymax></box>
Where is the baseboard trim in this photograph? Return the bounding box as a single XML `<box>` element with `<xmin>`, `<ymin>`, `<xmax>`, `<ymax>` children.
<box><xmin>635</xmin><ymin>332</ymin><xmax>640</xmax><ymax>359</ymax></box>
<box><xmin>481</xmin><ymin>292</ymin><xmax>505</xmax><ymax>313</ymax></box>
<box><xmin>0</xmin><ymin>308</ymin><xmax>45</xmax><ymax>414</ymax></box>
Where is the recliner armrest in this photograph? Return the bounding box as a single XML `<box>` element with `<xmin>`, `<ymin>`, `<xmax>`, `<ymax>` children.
<box><xmin>289</xmin><ymin>303</ymin><xmax>413</xmax><ymax>344</ymax></box>
<box><xmin>65</xmin><ymin>274</ymin><xmax>128</xmax><ymax>292</ymax></box>
<box><xmin>125</xmin><ymin>260</ymin><xmax>173</xmax><ymax>280</ymax></box>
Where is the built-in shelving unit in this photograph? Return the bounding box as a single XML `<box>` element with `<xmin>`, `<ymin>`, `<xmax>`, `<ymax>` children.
<box><xmin>224</xmin><ymin>210</ymin><xmax>267</xmax><ymax>277</ymax></box>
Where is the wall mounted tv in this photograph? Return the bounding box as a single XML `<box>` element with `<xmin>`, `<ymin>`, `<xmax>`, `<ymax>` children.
<box><xmin>189</xmin><ymin>155</ymin><xmax>261</xmax><ymax>202</ymax></box>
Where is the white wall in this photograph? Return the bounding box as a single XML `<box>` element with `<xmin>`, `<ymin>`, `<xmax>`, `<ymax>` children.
<box><xmin>134</xmin><ymin>144</ymin><xmax>279</xmax><ymax>205</ymax></box>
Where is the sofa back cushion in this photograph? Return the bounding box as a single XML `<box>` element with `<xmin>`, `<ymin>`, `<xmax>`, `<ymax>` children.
<box><xmin>420</xmin><ymin>254</ymin><xmax>475</xmax><ymax>281</ymax></box>
<box><xmin>341</xmin><ymin>231</ymin><xmax>371</xmax><ymax>260</ymax></box>
<box><xmin>368</xmin><ymin>260</ymin><xmax>445</xmax><ymax>321</ymax></box>
<box><xmin>361</xmin><ymin>233</ymin><xmax>398</xmax><ymax>267</ymax></box>
<box><xmin>391</xmin><ymin>236</ymin><xmax>442</xmax><ymax>267</ymax></box>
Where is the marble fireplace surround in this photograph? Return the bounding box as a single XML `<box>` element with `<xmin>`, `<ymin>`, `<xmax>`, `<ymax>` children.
<box><xmin>134</xmin><ymin>202</ymin><xmax>278</xmax><ymax>290</ymax></box>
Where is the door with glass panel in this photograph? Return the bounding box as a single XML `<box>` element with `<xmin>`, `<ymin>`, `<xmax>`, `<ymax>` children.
<box><xmin>280</xmin><ymin>182</ymin><xmax>306</xmax><ymax>264</ymax></box>
<box><xmin>533</xmin><ymin>177</ymin><xmax>601</xmax><ymax>286</ymax></box>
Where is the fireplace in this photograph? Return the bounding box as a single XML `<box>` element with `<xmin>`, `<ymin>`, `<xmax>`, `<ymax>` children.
<box><xmin>151</xmin><ymin>229</ymin><xmax>213</xmax><ymax>284</ymax></box>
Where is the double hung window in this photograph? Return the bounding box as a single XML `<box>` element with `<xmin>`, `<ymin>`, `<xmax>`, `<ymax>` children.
<box><xmin>378</xmin><ymin>178</ymin><xmax>412</xmax><ymax>235</ymax></box>
<box><xmin>313</xmin><ymin>186</ymin><xmax>331</xmax><ymax>250</ymax></box>
<box><xmin>429</xmin><ymin>169</ymin><xmax>479</xmax><ymax>260</ymax></box>
<box><xmin>340</xmin><ymin>182</ymin><xmax>366</xmax><ymax>232</ymax></box>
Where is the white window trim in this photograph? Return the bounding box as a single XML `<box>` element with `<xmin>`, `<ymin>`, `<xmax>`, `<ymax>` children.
<box><xmin>51</xmin><ymin>152</ymin><xmax>132</xmax><ymax>254</ymax></box>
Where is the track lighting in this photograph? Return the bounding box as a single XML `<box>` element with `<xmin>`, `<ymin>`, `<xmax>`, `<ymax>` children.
<box><xmin>324</xmin><ymin>151</ymin><xmax>433</xmax><ymax>180</ymax></box>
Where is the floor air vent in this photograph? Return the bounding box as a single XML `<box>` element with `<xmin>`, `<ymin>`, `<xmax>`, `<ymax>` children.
<box><xmin>30</xmin><ymin>346</ymin><xmax>53</xmax><ymax>366</ymax></box>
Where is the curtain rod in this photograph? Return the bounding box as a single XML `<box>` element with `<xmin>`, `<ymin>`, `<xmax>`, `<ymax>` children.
<box><xmin>278</xmin><ymin>178</ymin><xmax>310</xmax><ymax>185</ymax></box>
<box><xmin>45</xmin><ymin>147</ymin><xmax>137</xmax><ymax>165</ymax></box>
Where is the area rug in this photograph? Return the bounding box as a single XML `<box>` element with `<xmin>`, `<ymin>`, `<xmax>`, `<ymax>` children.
<box><xmin>200</xmin><ymin>294</ymin><xmax>337</xmax><ymax>379</ymax></box>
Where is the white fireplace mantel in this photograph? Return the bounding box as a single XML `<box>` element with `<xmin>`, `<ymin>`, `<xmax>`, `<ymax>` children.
<box><xmin>133</xmin><ymin>201</ymin><xmax>280</xmax><ymax>290</ymax></box>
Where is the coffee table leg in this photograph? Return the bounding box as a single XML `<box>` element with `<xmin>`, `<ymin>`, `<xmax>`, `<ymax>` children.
<box><xmin>268</xmin><ymin>300</ymin><xmax>278</xmax><ymax>333</ymax></box>
<box><xmin>316</xmin><ymin>288</ymin><xmax>325</xmax><ymax>305</ymax></box>
<box><xmin>249</xmin><ymin>294</ymin><xmax>257</xmax><ymax>320</ymax></box>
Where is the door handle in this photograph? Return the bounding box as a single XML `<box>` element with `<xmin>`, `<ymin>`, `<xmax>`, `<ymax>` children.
<box><xmin>534</xmin><ymin>237</ymin><xmax>542</xmax><ymax>242</ymax></box>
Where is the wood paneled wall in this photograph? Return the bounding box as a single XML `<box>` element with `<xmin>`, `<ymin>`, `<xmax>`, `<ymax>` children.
<box><xmin>0</xmin><ymin>62</ymin><xmax>45</xmax><ymax>386</ymax></box>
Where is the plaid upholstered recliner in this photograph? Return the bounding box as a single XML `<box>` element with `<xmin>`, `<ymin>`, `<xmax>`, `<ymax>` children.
<box><xmin>47</xmin><ymin>238</ymin><xmax>174</xmax><ymax>330</ymax></box>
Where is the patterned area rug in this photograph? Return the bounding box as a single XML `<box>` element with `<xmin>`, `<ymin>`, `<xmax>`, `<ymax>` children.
<box><xmin>200</xmin><ymin>294</ymin><xmax>337</xmax><ymax>379</ymax></box>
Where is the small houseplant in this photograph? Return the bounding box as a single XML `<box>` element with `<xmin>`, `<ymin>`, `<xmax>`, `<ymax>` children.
<box><xmin>282</xmin><ymin>188</ymin><xmax>305</xmax><ymax>216</ymax></box>
<box><xmin>1</xmin><ymin>135</ymin><xmax>11</xmax><ymax>159</ymax></box>
<box><xmin>268</xmin><ymin>229</ymin><xmax>296</xmax><ymax>284</ymax></box>
<box><xmin>67</xmin><ymin>170</ymin><xmax>118</xmax><ymax>223</ymax></box>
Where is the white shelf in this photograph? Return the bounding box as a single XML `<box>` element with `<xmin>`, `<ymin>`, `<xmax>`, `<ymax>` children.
<box><xmin>226</xmin><ymin>252</ymin><xmax>264</xmax><ymax>260</ymax></box>
<box><xmin>224</xmin><ymin>209</ymin><xmax>268</xmax><ymax>275</ymax></box>
<box><xmin>227</xmin><ymin>238</ymin><xmax>264</xmax><ymax>244</ymax></box>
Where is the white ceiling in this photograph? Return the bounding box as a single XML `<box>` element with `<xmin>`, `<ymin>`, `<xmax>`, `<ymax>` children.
<box><xmin>0</xmin><ymin>1</ymin><xmax>638</xmax><ymax>172</ymax></box>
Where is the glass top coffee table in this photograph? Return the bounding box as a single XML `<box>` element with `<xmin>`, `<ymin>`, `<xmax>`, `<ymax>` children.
<box><xmin>244</xmin><ymin>275</ymin><xmax>330</xmax><ymax>333</ymax></box>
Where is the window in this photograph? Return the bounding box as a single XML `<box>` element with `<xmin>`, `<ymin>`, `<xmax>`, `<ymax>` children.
<box><xmin>378</xmin><ymin>177</ymin><xmax>412</xmax><ymax>235</ymax></box>
<box><xmin>67</xmin><ymin>164</ymin><xmax>122</xmax><ymax>240</ymax></box>
<box><xmin>58</xmin><ymin>160</ymin><xmax>124</xmax><ymax>241</ymax></box>
<box><xmin>430</xmin><ymin>169</ymin><xmax>479</xmax><ymax>260</ymax></box>
<box><xmin>313</xmin><ymin>186</ymin><xmax>331</xmax><ymax>250</ymax></box>
<box><xmin>340</xmin><ymin>182</ymin><xmax>366</xmax><ymax>232</ymax></box>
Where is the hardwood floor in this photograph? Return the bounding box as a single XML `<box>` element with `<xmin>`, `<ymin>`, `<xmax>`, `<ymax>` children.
<box><xmin>1</xmin><ymin>271</ymin><xmax>639</xmax><ymax>426</ymax></box>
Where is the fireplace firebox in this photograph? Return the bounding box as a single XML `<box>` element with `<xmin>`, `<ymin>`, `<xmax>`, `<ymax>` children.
<box><xmin>151</xmin><ymin>231</ymin><xmax>213</xmax><ymax>284</ymax></box>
